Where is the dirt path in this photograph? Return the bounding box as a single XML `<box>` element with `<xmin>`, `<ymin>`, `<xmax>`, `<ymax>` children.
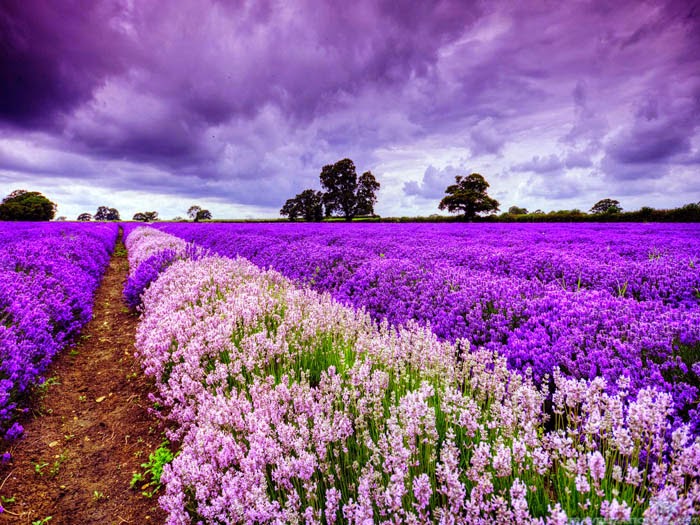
<box><xmin>0</xmin><ymin>232</ymin><xmax>167</xmax><ymax>524</ymax></box>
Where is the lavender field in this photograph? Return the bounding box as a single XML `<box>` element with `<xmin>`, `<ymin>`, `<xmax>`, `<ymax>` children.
<box><xmin>125</xmin><ymin>224</ymin><xmax>700</xmax><ymax>523</ymax></box>
<box><xmin>0</xmin><ymin>222</ymin><xmax>117</xmax><ymax>440</ymax></box>
<box><xmin>155</xmin><ymin>223</ymin><xmax>700</xmax><ymax>432</ymax></box>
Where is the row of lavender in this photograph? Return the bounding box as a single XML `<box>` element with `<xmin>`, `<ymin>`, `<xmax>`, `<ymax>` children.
<box><xmin>153</xmin><ymin>222</ymin><xmax>700</xmax><ymax>433</ymax></box>
<box><xmin>125</xmin><ymin>226</ymin><xmax>700</xmax><ymax>523</ymax></box>
<box><xmin>0</xmin><ymin>222</ymin><xmax>117</xmax><ymax>440</ymax></box>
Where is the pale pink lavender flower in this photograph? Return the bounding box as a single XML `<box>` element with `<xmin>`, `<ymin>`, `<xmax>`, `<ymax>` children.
<box><xmin>125</xmin><ymin>227</ymin><xmax>700</xmax><ymax>524</ymax></box>
<box><xmin>599</xmin><ymin>498</ymin><xmax>631</xmax><ymax>521</ymax></box>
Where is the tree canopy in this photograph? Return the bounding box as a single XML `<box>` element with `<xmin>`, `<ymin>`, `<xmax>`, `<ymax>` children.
<box><xmin>590</xmin><ymin>198</ymin><xmax>622</xmax><ymax>214</ymax></box>
<box><xmin>196</xmin><ymin>209</ymin><xmax>212</xmax><ymax>221</ymax></box>
<box><xmin>77</xmin><ymin>213</ymin><xmax>92</xmax><ymax>221</ymax></box>
<box><xmin>356</xmin><ymin>171</ymin><xmax>381</xmax><ymax>216</ymax></box>
<box><xmin>508</xmin><ymin>206</ymin><xmax>528</xmax><ymax>215</ymax></box>
<box><xmin>187</xmin><ymin>205</ymin><xmax>202</xmax><ymax>220</ymax></box>
<box><xmin>438</xmin><ymin>173</ymin><xmax>500</xmax><ymax>219</ymax></box>
<box><xmin>133</xmin><ymin>211</ymin><xmax>159</xmax><ymax>222</ymax></box>
<box><xmin>94</xmin><ymin>206</ymin><xmax>120</xmax><ymax>221</ymax></box>
<box><xmin>279</xmin><ymin>158</ymin><xmax>380</xmax><ymax>221</ymax></box>
<box><xmin>320</xmin><ymin>158</ymin><xmax>359</xmax><ymax>220</ymax></box>
<box><xmin>0</xmin><ymin>190</ymin><xmax>57</xmax><ymax>221</ymax></box>
<box><xmin>280</xmin><ymin>189</ymin><xmax>323</xmax><ymax>221</ymax></box>
<box><xmin>188</xmin><ymin>205</ymin><xmax>212</xmax><ymax>222</ymax></box>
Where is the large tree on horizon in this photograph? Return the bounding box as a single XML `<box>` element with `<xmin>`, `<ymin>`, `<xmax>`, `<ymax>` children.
<box><xmin>94</xmin><ymin>206</ymin><xmax>120</xmax><ymax>221</ymax></box>
<box><xmin>356</xmin><ymin>171</ymin><xmax>381</xmax><ymax>216</ymax></box>
<box><xmin>133</xmin><ymin>211</ymin><xmax>159</xmax><ymax>222</ymax></box>
<box><xmin>320</xmin><ymin>158</ymin><xmax>359</xmax><ymax>220</ymax></box>
<box><xmin>319</xmin><ymin>159</ymin><xmax>381</xmax><ymax>220</ymax></box>
<box><xmin>187</xmin><ymin>205</ymin><xmax>212</xmax><ymax>222</ymax></box>
<box><xmin>438</xmin><ymin>173</ymin><xmax>500</xmax><ymax>219</ymax></box>
<box><xmin>0</xmin><ymin>189</ymin><xmax>57</xmax><ymax>221</ymax></box>
<box><xmin>590</xmin><ymin>198</ymin><xmax>622</xmax><ymax>214</ymax></box>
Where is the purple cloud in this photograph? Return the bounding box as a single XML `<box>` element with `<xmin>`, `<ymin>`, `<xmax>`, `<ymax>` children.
<box><xmin>0</xmin><ymin>0</ymin><xmax>133</xmax><ymax>127</ymax></box>
<box><xmin>512</xmin><ymin>155</ymin><xmax>563</xmax><ymax>174</ymax></box>
<box><xmin>404</xmin><ymin>165</ymin><xmax>463</xmax><ymax>200</ymax></box>
<box><xmin>0</xmin><ymin>0</ymin><xmax>698</xmax><ymax>217</ymax></box>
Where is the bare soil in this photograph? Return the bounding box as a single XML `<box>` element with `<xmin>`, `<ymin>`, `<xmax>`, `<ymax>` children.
<box><xmin>0</xmin><ymin>232</ymin><xmax>167</xmax><ymax>524</ymax></box>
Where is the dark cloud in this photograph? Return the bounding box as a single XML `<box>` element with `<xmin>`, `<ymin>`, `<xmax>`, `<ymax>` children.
<box><xmin>606</xmin><ymin>97</ymin><xmax>697</xmax><ymax>165</ymax></box>
<box><xmin>0</xmin><ymin>0</ymin><xmax>132</xmax><ymax>127</ymax></box>
<box><xmin>602</xmin><ymin>87</ymin><xmax>700</xmax><ymax>180</ymax></box>
<box><xmin>0</xmin><ymin>0</ymin><xmax>698</xmax><ymax>215</ymax></box>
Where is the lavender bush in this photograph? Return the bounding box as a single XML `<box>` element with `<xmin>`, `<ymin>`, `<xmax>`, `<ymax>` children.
<box><xmin>128</xmin><ymin>228</ymin><xmax>700</xmax><ymax>523</ymax></box>
<box><xmin>123</xmin><ymin>226</ymin><xmax>207</xmax><ymax>310</ymax></box>
<box><xmin>0</xmin><ymin>222</ymin><xmax>117</xmax><ymax>440</ymax></box>
<box><xmin>153</xmin><ymin>223</ymin><xmax>700</xmax><ymax>432</ymax></box>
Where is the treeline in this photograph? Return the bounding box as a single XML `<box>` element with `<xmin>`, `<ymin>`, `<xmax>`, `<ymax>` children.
<box><xmin>377</xmin><ymin>202</ymin><xmax>700</xmax><ymax>223</ymax></box>
<box><xmin>490</xmin><ymin>202</ymin><xmax>700</xmax><ymax>223</ymax></box>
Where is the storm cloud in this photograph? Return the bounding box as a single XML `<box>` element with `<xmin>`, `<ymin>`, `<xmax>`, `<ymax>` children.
<box><xmin>0</xmin><ymin>0</ymin><xmax>698</xmax><ymax>218</ymax></box>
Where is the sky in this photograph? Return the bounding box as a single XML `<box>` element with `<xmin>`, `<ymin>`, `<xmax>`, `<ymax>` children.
<box><xmin>1</xmin><ymin>0</ymin><xmax>699</xmax><ymax>220</ymax></box>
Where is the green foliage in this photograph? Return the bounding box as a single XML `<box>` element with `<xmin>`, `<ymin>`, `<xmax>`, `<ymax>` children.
<box><xmin>113</xmin><ymin>244</ymin><xmax>127</xmax><ymax>258</ymax></box>
<box><xmin>508</xmin><ymin>205</ymin><xmax>528</xmax><ymax>215</ymax></box>
<box><xmin>280</xmin><ymin>189</ymin><xmax>324</xmax><ymax>221</ymax></box>
<box><xmin>130</xmin><ymin>439</ymin><xmax>175</xmax><ymax>498</ymax></box>
<box><xmin>133</xmin><ymin>211</ymin><xmax>159</xmax><ymax>222</ymax></box>
<box><xmin>282</xmin><ymin>159</ymin><xmax>381</xmax><ymax>221</ymax></box>
<box><xmin>356</xmin><ymin>171</ymin><xmax>380</xmax><ymax>216</ymax></box>
<box><xmin>77</xmin><ymin>212</ymin><xmax>92</xmax><ymax>221</ymax></box>
<box><xmin>94</xmin><ymin>206</ymin><xmax>120</xmax><ymax>221</ymax></box>
<box><xmin>187</xmin><ymin>205</ymin><xmax>212</xmax><ymax>222</ymax></box>
<box><xmin>0</xmin><ymin>189</ymin><xmax>57</xmax><ymax>221</ymax></box>
<box><xmin>438</xmin><ymin>173</ymin><xmax>500</xmax><ymax>219</ymax></box>
<box><xmin>590</xmin><ymin>198</ymin><xmax>623</xmax><ymax>214</ymax></box>
<box><xmin>34</xmin><ymin>461</ymin><xmax>49</xmax><ymax>475</ymax></box>
<box><xmin>187</xmin><ymin>205</ymin><xmax>202</xmax><ymax>220</ymax></box>
<box><xmin>320</xmin><ymin>158</ymin><xmax>360</xmax><ymax>220</ymax></box>
<box><xmin>196</xmin><ymin>209</ymin><xmax>212</xmax><ymax>221</ymax></box>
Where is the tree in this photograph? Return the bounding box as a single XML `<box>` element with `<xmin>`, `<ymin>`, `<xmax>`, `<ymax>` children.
<box><xmin>187</xmin><ymin>205</ymin><xmax>202</xmax><ymax>220</ymax></box>
<box><xmin>320</xmin><ymin>158</ymin><xmax>359</xmax><ymax>220</ymax></box>
<box><xmin>55</xmin><ymin>216</ymin><xmax>67</xmax><ymax>221</ymax></box>
<box><xmin>195</xmin><ymin>209</ymin><xmax>212</xmax><ymax>221</ymax></box>
<box><xmin>0</xmin><ymin>190</ymin><xmax>57</xmax><ymax>221</ymax></box>
<box><xmin>438</xmin><ymin>173</ymin><xmax>500</xmax><ymax>219</ymax></box>
<box><xmin>590</xmin><ymin>199</ymin><xmax>622</xmax><ymax>214</ymax></box>
<box><xmin>356</xmin><ymin>171</ymin><xmax>381</xmax><ymax>216</ymax></box>
<box><xmin>298</xmin><ymin>190</ymin><xmax>324</xmax><ymax>221</ymax></box>
<box><xmin>94</xmin><ymin>206</ymin><xmax>120</xmax><ymax>221</ymax></box>
<box><xmin>319</xmin><ymin>159</ymin><xmax>381</xmax><ymax>220</ymax></box>
<box><xmin>187</xmin><ymin>205</ymin><xmax>211</xmax><ymax>222</ymax></box>
<box><xmin>280</xmin><ymin>198</ymin><xmax>301</xmax><ymax>221</ymax></box>
<box><xmin>280</xmin><ymin>189</ymin><xmax>323</xmax><ymax>221</ymax></box>
<box><xmin>133</xmin><ymin>211</ymin><xmax>159</xmax><ymax>222</ymax></box>
<box><xmin>508</xmin><ymin>206</ymin><xmax>528</xmax><ymax>215</ymax></box>
<box><xmin>77</xmin><ymin>213</ymin><xmax>92</xmax><ymax>221</ymax></box>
